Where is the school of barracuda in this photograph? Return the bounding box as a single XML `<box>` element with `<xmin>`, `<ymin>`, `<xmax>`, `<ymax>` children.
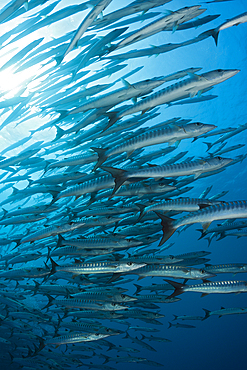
<box><xmin>0</xmin><ymin>0</ymin><xmax>246</xmax><ymax>369</ymax></box>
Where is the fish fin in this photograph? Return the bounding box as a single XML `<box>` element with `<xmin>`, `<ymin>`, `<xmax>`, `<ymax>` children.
<box><xmin>133</xmin><ymin>284</ymin><xmax>142</xmax><ymax>295</ymax></box>
<box><xmin>126</xmin><ymin>149</ymin><xmax>135</xmax><ymax>159</ymax></box>
<box><xmin>201</xmin><ymin>293</ymin><xmax>209</xmax><ymax>297</ymax></box>
<box><xmin>168</xmin><ymin>322</ymin><xmax>172</xmax><ymax>329</ymax></box>
<box><xmin>24</xmin><ymin>1</ymin><xmax>29</xmax><ymax>11</ymax></box>
<box><xmin>190</xmin><ymin>91</ymin><xmax>198</xmax><ymax>99</ymax></box>
<box><xmin>101</xmin><ymin>166</ymin><xmax>127</xmax><ymax>196</ymax></box>
<box><xmin>194</xmin><ymin>172</ymin><xmax>202</xmax><ymax>179</ymax></box>
<box><xmin>172</xmin><ymin>22</ymin><xmax>178</xmax><ymax>33</ymax></box>
<box><xmin>141</xmin><ymin>108</ymin><xmax>149</xmax><ymax>115</ymax></box>
<box><xmin>42</xmin><ymin>294</ymin><xmax>54</xmax><ymax>310</ymax></box>
<box><xmin>198</xmin><ymin>203</ymin><xmax>210</xmax><ymax>210</ymax></box>
<box><xmin>201</xmin><ymin>222</ymin><xmax>211</xmax><ymax>231</ymax></box>
<box><xmin>54</xmin><ymin>55</ymin><xmax>63</xmax><ymax>65</ymax></box>
<box><xmin>135</xmin><ymin>203</ymin><xmax>146</xmax><ymax>223</ymax></box>
<box><xmin>203</xmin><ymin>142</ymin><xmax>213</xmax><ymax>151</ymax></box>
<box><xmin>105</xmin><ymin>111</ymin><xmax>118</xmax><ymax>130</ymax></box>
<box><xmin>164</xmin><ymin>279</ymin><xmax>184</xmax><ymax>298</ymax></box>
<box><xmin>91</xmin><ymin>147</ymin><xmax>108</xmax><ymax>171</ymax></box>
<box><xmin>154</xmin><ymin>212</ymin><xmax>176</xmax><ymax>245</ymax></box>
<box><xmin>201</xmin><ymin>28</ymin><xmax>219</xmax><ymax>46</ymax></box>
<box><xmin>49</xmin><ymin>257</ymin><xmax>58</xmax><ymax>276</ymax></box>
<box><xmin>53</xmin><ymin>125</ymin><xmax>65</xmax><ymax>141</ymax></box>
<box><xmin>202</xmin><ymin>308</ymin><xmax>211</xmax><ymax>320</ymax></box>
<box><xmin>121</xmin><ymin>78</ymin><xmax>132</xmax><ymax>88</ymax></box>
<box><xmin>137</xmin><ymin>276</ymin><xmax>145</xmax><ymax>281</ymax></box>
<box><xmin>57</xmin><ymin>234</ymin><xmax>65</xmax><ymax>248</ymax></box>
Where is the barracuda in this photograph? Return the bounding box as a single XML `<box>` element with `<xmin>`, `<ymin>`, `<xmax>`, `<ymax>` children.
<box><xmin>59</xmin><ymin>321</ymin><xmax>121</xmax><ymax>335</ymax></box>
<box><xmin>91</xmin><ymin>0</ymin><xmax>172</xmax><ymax>29</ymax></box>
<box><xmin>66</xmin><ymin>77</ymin><xmax>171</xmax><ymax>115</ymax></box>
<box><xmin>201</xmin><ymin>11</ymin><xmax>247</xmax><ymax>45</ymax></box>
<box><xmin>102</xmin><ymin>156</ymin><xmax>232</xmax><ymax>195</ymax></box>
<box><xmin>50</xmin><ymin>258</ymin><xmax>146</xmax><ymax>275</ymax></box>
<box><xmin>57</xmin><ymin>235</ymin><xmax>142</xmax><ymax>249</ymax></box>
<box><xmin>165</xmin><ymin>279</ymin><xmax>247</xmax><ymax>297</ymax></box>
<box><xmin>202</xmin><ymin>306</ymin><xmax>247</xmax><ymax>320</ymax></box>
<box><xmin>55</xmin><ymin>0</ymin><xmax>113</xmax><ymax>64</ymax></box>
<box><xmin>92</xmin><ymin>122</ymin><xmax>216</xmax><ymax>170</ymax></box>
<box><xmin>157</xmin><ymin>200</ymin><xmax>247</xmax><ymax>245</ymax></box>
<box><xmin>69</xmin><ymin>291</ymin><xmax>136</xmax><ymax>302</ymax></box>
<box><xmin>20</xmin><ymin>221</ymin><xmax>86</xmax><ymax>244</ymax></box>
<box><xmin>132</xmin><ymin>264</ymin><xmax>214</xmax><ymax>280</ymax></box>
<box><xmin>114</xmin><ymin>6</ymin><xmax>206</xmax><ymax>50</ymax></box>
<box><xmin>106</xmin><ymin>69</ymin><xmax>239</xmax><ymax>128</ymax></box>
<box><xmin>204</xmin><ymin>263</ymin><xmax>247</xmax><ymax>275</ymax></box>
<box><xmin>44</xmin><ymin>332</ymin><xmax>110</xmax><ymax>348</ymax></box>
<box><xmin>136</xmin><ymin>197</ymin><xmax>221</xmax><ymax>221</ymax></box>
<box><xmin>43</xmin><ymin>295</ymin><xmax>128</xmax><ymax>311</ymax></box>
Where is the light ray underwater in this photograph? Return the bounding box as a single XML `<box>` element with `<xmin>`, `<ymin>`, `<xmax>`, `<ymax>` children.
<box><xmin>0</xmin><ymin>0</ymin><xmax>246</xmax><ymax>369</ymax></box>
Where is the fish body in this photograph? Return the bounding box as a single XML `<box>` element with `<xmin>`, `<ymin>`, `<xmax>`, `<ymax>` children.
<box><xmin>134</xmin><ymin>264</ymin><xmax>214</xmax><ymax>280</ymax></box>
<box><xmin>107</xmin><ymin>69</ymin><xmax>239</xmax><ymax>126</ymax></box>
<box><xmin>56</xmin><ymin>0</ymin><xmax>113</xmax><ymax>64</ymax></box>
<box><xmin>166</xmin><ymin>279</ymin><xmax>247</xmax><ymax>297</ymax></box>
<box><xmin>50</xmin><ymin>258</ymin><xmax>146</xmax><ymax>275</ymax></box>
<box><xmin>93</xmin><ymin>122</ymin><xmax>216</xmax><ymax>169</ymax></box>
<box><xmin>102</xmin><ymin>156</ymin><xmax>232</xmax><ymax>195</ymax></box>
<box><xmin>158</xmin><ymin>200</ymin><xmax>247</xmax><ymax>244</ymax></box>
<box><xmin>202</xmin><ymin>306</ymin><xmax>247</xmax><ymax>320</ymax></box>
<box><xmin>114</xmin><ymin>6</ymin><xmax>206</xmax><ymax>50</ymax></box>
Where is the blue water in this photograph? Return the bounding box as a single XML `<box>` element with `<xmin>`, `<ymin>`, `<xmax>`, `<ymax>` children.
<box><xmin>0</xmin><ymin>0</ymin><xmax>247</xmax><ymax>369</ymax></box>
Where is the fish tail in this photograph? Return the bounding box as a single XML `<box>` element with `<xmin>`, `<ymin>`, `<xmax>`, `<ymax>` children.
<box><xmin>105</xmin><ymin>111</ymin><xmax>119</xmax><ymax>130</ymax></box>
<box><xmin>154</xmin><ymin>212</ymin><xmax>177</xmax><ymax>245</ymax></box>
<box><xmin>203</xmin><ymin>141</ymin><xmax>213</xmax><ymax>151</ymax></box>
<box><xmin>133</xmin><ymin>283</ymin><xmax>142</xmax><ymax>295</ymax></box>
<box><xmin>135</xmin><ymin>203</ymin><xmax>147</xmax><ymax>223</ymax></box>
<box><xmin>164</xmin><ymin>279</ymin><xmax>184</xmax><ymax>298</ymax></box>
<box><xmin>57</xmin><ymin>234</ymin><xmax>65</xmax><ymax>248</ymax></box>
<box><xmin>35</xmin><ymin>336</ymin><xmax>46</xmax><ymax>354</ymax></box>
<box><xmin>42</xmin><ymin>294</ymin><xmax>54</xmax><ymax>310</ymax></box>
<box><xmin>168</xmin><ymin>322</ymin><xmax>173</xmax><ymax>329</ymax></box>
<box><xmin>49</xmin><ymin>257</ymin><xmax>58</xmax><ymax>276</ymax></box>
<box><xmin>91</xmin><ymin>147</ymin><xmax>108</xmax><ymax>171</ymax></box>
<box><xmin>55</xmin><ymin>110</ymin><xmax>68</xmax><ymax>122</ymax></box>
<box><xmin>33</xmin><ymin>280</ymin><xmax>40</xmax><ymax>296</ymax></box>
<box><xmin>101</xmin><ymin>166</ymin><xmax>127</xmax><ymax>196</ymax></box>
<box><xmin>196</xmin><ymin>228</ymin><xmax>206</xmax><ymax>240</ymax></box>
<box><xmin>53</xmin><ymin>125</ymin><xmax>65</xmax><ymax>141</ymax></box>
<box><xmin>172</xmin><ymin>314</ymin><xmax>178</xmax><ymax>321</ymax></box>
<box><xmin>202</xmin><ymin>308</ymin><xmax>211</xmax><ymax>320</ymax></box>
<box><xmin>54</xmin><ymin>55</ymin><xmax>64</xmax><ymax>65</ymax></box>
<box><xmin>199</xmin><ymin>28</ymin><xmax>219</xmax><ymax>46</ymax></box>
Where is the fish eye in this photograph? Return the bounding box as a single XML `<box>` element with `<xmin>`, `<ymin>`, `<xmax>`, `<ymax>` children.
<box><xmin>195</xmin><ymin>122</ymin><xmax>201</xmax><ymax>126</ymax></box>
<box><xmin>217</xmin><ymin>156</ymin><xmax>222</xmax><ymax>160</ymax></box>
<box><xmin>200</xmin><ymin>269</ymin><xmax>205</xmax><ymax>273</ymax></box>
<box><xmin>127</xmin><ymin>262</ymin><xmax>133</xmax><ymax>266</ymax></box>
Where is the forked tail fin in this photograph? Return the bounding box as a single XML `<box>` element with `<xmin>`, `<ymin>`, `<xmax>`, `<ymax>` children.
<box><xmin>91</xmin><ymin>147</ymin><xmax>108</xmax><ymax>171</ymax></box>
<box><xmin>101</xmin><ymin>166</ymin><xmax>127</xmax><ymax>196</ymax></box>
<box><xmin>164</xmin><ymin>279</ymin><xmax>185</xmax><ymax>298</ymax></box>
<box><xmin>199</xmin><ymin>28</ymin><xmax>219</xmax><ymax>46</ymax></box>
<box><xmin>154</xmin><ymin>212</ymin><xmax>177</xmax><ymax>245</ymax></box>
<box><xmin>202</xmin><ymin>308</ymin><xmax>211</xmax><ymax>321</ymax></box>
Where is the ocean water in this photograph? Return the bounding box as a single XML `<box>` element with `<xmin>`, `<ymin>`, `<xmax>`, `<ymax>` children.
<box><xmin>0</xmin><ymin>0</ymin><xmax>247</xmax><ymax>369</ymax></box>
